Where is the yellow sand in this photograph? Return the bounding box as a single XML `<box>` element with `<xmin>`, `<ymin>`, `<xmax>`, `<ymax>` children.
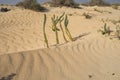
<box><xmin>0</xmin><ymin>5</ymin><xmax>120</xmax><ymax>80</ymax></box>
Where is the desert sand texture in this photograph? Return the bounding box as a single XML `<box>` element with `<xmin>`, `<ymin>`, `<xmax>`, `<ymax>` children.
<box><xmin>0</xmin><ymin>4</ymin><xmax>120</xmax><ymax>80</ymax></box>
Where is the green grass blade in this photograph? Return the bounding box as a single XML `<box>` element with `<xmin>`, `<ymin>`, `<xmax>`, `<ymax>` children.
<box><xmin>64</xmin><ymin>15</ymin><xmax>73</xmax><ymax>41</ymax></box>
<box><xmin>43</xmin><ymin>14</ymin><xmax>49</xmax><ymax>48</ymax></box>
<box><xmin>104</xmin><ymin>23</ymin><xmax>107</xmax><ymax>33</ymax></box>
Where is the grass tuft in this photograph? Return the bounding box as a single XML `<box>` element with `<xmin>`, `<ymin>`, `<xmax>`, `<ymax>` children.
<box><xmin>51</xmin><ymin>13</ymin><xmax>65</xmax><ymax>44</ymax></box>
<box><xmin>98</xmin><ymin>23</ymin><xmax>111</xmax><ymax>36</ymax></box>
<box><xmin>64</xmin><ymin>15</ymin><xmax>73</xmax><ymax>41</ymax></box>
<box><xmin>16</xmin><ymin>0</ymin><xmax>47</xmax><ymax>12</ymax></box>
<box><xmin>82</xmin><ymin>13</ymin><xmax>92</xmax><ymax>19</ymax></box>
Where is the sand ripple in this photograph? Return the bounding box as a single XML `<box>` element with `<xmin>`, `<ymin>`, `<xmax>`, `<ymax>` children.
<box><xmin>0</xmin><ymin>34</ymin><xmax>120</xmax><ymax>80</ymax></box>
<box><xmin>0</xmin><ymin>6</ymin><xmax>120</xmax><ymax>80</ymax></box>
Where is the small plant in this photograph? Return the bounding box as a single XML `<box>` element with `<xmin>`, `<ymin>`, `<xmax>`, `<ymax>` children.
<box><xmin>0</xmin><ymin>4</ymin><xmax>4</xmax><ymax>6</ymax></box>
<box><xmin>51</xmin><ymin>0</ymin><xmax>79</xmax><ymax>8</ymax></box>
<box><xmin>98</xmin><ymin>23</ymin><xmax>111</xmax><ymax>36</ymax></box>
<box><xmin>98</xmin><ymin>23</ymin><xmax>120</xmax><ymax>40</ymax></box>
<box><xmin>115</xmin><ymin>25</ymin><xmax>120</xmax><ymax>40</ymax></box>
<box><xmin>16</xmin><ymin>0</ymin><xmax>47</xmax><ymax>12</ymax></box>
<box><xmin>111</xmin><ymin>3</ymin><xmax>119</xmax><ymax>10</ymax></box>
<box><xmin>43</xmin><ymin>13</ymin><xmax>73</xmax><ymax>47</ymax></box>
<box><xmin>94</xmin><ymin>8</ymin><xmax>103</xmax><ymax>13</ymax></box>
<box><xmin>59</xmin><ymin>17</ymin><xmax>67</xmax><ymax>42</ymax></box>
<box><xmin>101</xmin><ymin>18</ymin><xmax>110</xmax><ymax>23</ymax></box>
<box><xmin>68</xmin><ymin>13</ymin><xmax>73</xmax><ymax>16</ymax></box>
<box><xmin>0</xmin><ymin>73</ymin><xmax>16</xmax><ymax>80</ymax></box>
<box><xmin>64</xmin><ymin>15</ymin><xmax>73</xmax><ymax>41</ymax></box>
<box><xmin>87</xmin><ymin>0</ymin><xmax>110</xmax><ymax>6</ymax></box>
<box><xmin>112</xmin><ymin>5</ymin><xmax>118</xmax><ymax>9</ymax></box>
<box><xmin>82</xmin><ymin>13</ymin><xmax>92</xmax><ymax>19</ymax></box>
<box><xmin>43</xmin><ymin>14</ymin><xmax>49</xmax><ymax>48</ymax></box>
<box><xmin>51</xmin><ymin>13</ymin><xmax>65</xmax><ymax>44</ymax></box>
<box><xmin>101</xmin><ymin>18</ymin><xmax>105</xmax><ymax>23</ymax></box>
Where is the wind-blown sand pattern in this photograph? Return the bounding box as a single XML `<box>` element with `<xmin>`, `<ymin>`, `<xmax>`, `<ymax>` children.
<box><xmin>0</xmin><ymin>5</ymin><xmax>120</xmax><ymax>80</ymax></box>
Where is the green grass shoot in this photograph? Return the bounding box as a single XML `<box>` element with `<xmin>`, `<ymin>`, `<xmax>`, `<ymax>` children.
<box><xmin>98</xmin><ymin>23</ymin><xmax>111</xmax><ymax>36</ymax></box>
<box><xmin>59</xmin><ymin>17</ymin><xmax>67</xmax><ymax>42</ymax></box>
<box><xmin>64</xmin><ymin>15</ymin><xmax>73</xmax><ymax>41</ymax></box>
<box><xmin>43</xmin><ymin>14</ymin><xmax>49</xmax><ymax>48</ymax></box>
<box><xmin>51</xmin><ymin>13</ymin><xmax>65</xmax><ymax>44</ymax></box>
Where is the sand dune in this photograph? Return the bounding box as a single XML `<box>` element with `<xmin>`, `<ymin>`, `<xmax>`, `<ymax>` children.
<box><xmin>0</xmin><ymin>34</ymin><xmax>120</xmax><ymax>80</ymax></box>
<box><xmin>0</xmin><ymin>5</ymin><xmax>120</xmax><ymax>80</ymax></box>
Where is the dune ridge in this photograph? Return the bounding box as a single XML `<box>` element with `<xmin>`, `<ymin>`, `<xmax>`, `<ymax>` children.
<box><xmin>0</xmin><ymin>33</ymin><xmax>120</xmax><ymax>80</ymax></box>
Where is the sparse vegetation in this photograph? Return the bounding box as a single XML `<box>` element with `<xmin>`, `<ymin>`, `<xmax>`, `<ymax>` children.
<box><xmin>101</xmin><ymin>18</ymin><xmax>110</xmax><ymax>23</ymax></box>
<box><xmin>98</xmin><ymin>23</ymin><xmax>111</xmax><ymax>36</ymax></box>
<box><xmin>111</xmin><ymin>3</ymin><xmax>120</xmax><ymax>10</ymax></box>
<box><xmin>112</xmin><ymin>5</ymin><xmax>119</xmax><ymax>10</ymax></box>
<box><xmin>94</xmin><ymin>8</ymin><xmax>103</xmax><ymax>13</ymax></box>
<box><xmin>0</xmin><ymin>8</ymin><xmax>11</xmax><ymax>12</ymax></box>
<box><xmin>98</xmin><ymin>23</ymin><xmax>120</xmax><ymax>40</ymax></box>
<box><xmin>82</xmin><ymin>13</ymin><xmax>92</xmax><ymax>19</ymax></box>
<box><xmin>51</xmin><ymin>0</ymin><xmax>79</xmax><ymax>8</ymax></box>
<box><xmin>43</xmin><ymin>13</ymin><xmax>73</xmax><ymax>47</ymax></box>
<box><xmin>0</xmin><ymin>73</ymin><xmax>16</xmax><ymax>80</ymax></box>
<box><xmin>51</xmin><ymin>13</ymin><xmax>65</xmax><ymax>44</ymax></box>
<box><xmin>83</xmin><ymin>0</ymin><xmax>110</xmax><ymax>6</ymax></box>
<box><xmin>16</xmin><ymin>0</ymin><xmax>47</xmax><ymax>12</ymax></box>
<box><xmin>0</xmin><ymin>4</ymin><xmax>4</xmax><ymax>6</ymax></box>
<box><xmin>101</xmin><ymin>18</ymin><xmax>120</xmax><ymax>25</ymax></box>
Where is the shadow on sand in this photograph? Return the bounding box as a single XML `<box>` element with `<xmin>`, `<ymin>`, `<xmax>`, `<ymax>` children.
<box><xmin>0</xmin><ymin>73</ymin><xmax>16</xmax><ymax>80</ymax></box>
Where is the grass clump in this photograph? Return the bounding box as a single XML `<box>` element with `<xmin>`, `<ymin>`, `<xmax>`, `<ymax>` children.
<box><xmin>51</xmin><ymin>13</ymin><xmax>65</xmax><ymax>44</ymax></box>
<box><xmin>111</xmin><ymin>3</ymin><xmax>120</xmax><ymax>10</ymax></box>
<box><xmin>82</xmin><ymin>13</ymin><xmax>92</xmax><ymax>19</ymax></box>
<box><xmin>43</xmin><ymin>13</ymin><xmax>73</xmax><ymax>47</ymax></box>
<box><xmin>98</xmin><ymin>23</ymin><xmax>120</xmax><ymax>40</ymax></box>
<box><xmin>88</xmin><ymin>0</ymin><xmax>110</xmax><ymax>6</ymax></box>
<box><xmin>83</xmin><ymin>0</ymin><xmax>110</xmax><ymax>6</ymax></box>
<box><xmin>98</xmin><ymin>23</ymin><xmax>111</xmax><ymax>36</ymax></box>
<box><xmin>112</xmin><ymin>5</ymin><xmax>119</xmax><ymax>10</ymax></box>
<box><xmin>43</xmin><ymin>13</ymin><xmax>73</xmax><ymax>48</ymax></box>
<box><xmin>94</xmin><ymin>8</ymin><xmax>103</xmax><ymax>13</ymax></box>
<box><xmin>16</xmin><ymin>0</ymin><xmax>47</xmax><ymax>12</ymax></box>
<box><xmin>51</xmin><ymin>0</ymin><xmax>79</xmax><ymax>8</ymax></box>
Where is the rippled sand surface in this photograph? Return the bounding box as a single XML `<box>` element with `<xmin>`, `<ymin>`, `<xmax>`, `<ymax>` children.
<box><xmin>0</xmin><ymin>5</ymin><xmax>120</xmax><ymax>80</ymax></box>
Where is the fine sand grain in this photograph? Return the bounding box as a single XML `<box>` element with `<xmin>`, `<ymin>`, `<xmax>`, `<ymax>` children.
<box><xmin>0</xmin><ymin>5</ymin><xmax>120</xmax><ymax>80</ymax></box>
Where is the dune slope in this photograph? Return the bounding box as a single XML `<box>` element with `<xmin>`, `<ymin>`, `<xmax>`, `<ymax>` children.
<box><xmin>0</xmin><ymin>33</ymin><xmax>120</xmax><ymax>80</ymax></box>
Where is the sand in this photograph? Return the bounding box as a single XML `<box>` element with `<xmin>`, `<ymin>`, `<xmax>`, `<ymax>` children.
<box><xmin>0</xmin><ymin>5</ymin><xmax>120</xmax><ymax>80</ymax></box>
